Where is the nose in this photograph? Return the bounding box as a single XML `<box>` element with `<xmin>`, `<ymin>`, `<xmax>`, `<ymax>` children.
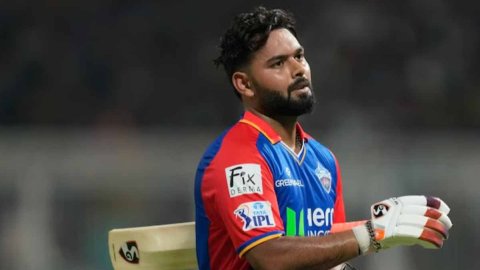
<box><xmin>290</xmin><ymin>57</ymin><xmax>307</xmax><ymax>78</ymax></box>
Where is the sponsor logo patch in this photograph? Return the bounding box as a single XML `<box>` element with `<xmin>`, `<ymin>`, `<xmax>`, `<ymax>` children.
<box><xmin>225</xmin><ymin>164</ymin><xmax>263</xmax><ymax>197</ymax></box>
<box><xmin>275</xmin><ymin>179</ymin><xmax>304</xmax><ymax>188</ymax></box>
<box><xmin>119</xmin><ymin>241</ymin><xmax>139</xmax><ymax>264</ymax></box>
<box><xmin>315</xmin><ymin>162</ymin><xmax>332</xmax><ymax>193</ymax></box>
<box><xmin>234</xmin><ymin>201</ymin><xmax>275</xmax><ymax>231</ymax></box>
<box><xmin>275</xmin><ymin>167</ymin><xmax>304</xmax><ymax>188</ymax></box>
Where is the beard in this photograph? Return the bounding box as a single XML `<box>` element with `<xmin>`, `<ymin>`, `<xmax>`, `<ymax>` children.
<box><xmin>253</xmin><ymin>77</ymin><xmax>315</xmax><ymax>117</ymax></box>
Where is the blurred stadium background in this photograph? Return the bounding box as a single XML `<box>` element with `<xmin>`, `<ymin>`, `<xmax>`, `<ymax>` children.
<box><xmin>0</xmin><ymin>1</ymin><xmax>478</xmax><ymax>269</ymax></box>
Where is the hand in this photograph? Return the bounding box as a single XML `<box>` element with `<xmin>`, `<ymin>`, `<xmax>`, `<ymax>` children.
<box><xmin>352</xmin><ymin>195</ymin><xmax>452</xmax><ymax>254</ymax></box>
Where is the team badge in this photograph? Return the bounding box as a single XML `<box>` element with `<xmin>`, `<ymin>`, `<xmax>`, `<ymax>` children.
<box><xmin>234</xmin><ymin>201</ymin><xmax>275</xmax><ymax>231</ymax></box>
<box><xmin>315</xmin><ymin>162</ymin><xmax>332</xmax><ymax>193</ymax></box>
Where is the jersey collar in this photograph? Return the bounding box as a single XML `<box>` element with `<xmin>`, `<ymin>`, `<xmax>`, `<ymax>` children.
<box><xmin>239</xmin><ymin>111</ymin><xmax>308</xmax><ymax>145</ymax></box>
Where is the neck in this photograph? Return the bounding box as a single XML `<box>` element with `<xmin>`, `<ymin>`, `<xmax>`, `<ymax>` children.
<box><xmin>247</xmin><ymin>108</ymin><xmax>298</xmax><ymax>150</ymax></box>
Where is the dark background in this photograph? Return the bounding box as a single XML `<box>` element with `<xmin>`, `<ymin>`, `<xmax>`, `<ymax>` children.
<box><xmin>0</xmin><ymin>1</ymin><xmax>478</xmax><ymax>269</ymax></box>
<box><xmin>1</xmin><ymin>0</ymin><xmax>479</xmax><ymax>129</ymax></box>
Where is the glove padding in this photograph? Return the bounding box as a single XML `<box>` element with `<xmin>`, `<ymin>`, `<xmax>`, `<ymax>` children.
<box><xmin>353</xmin><ymin>195</ymin><xmax>452</xmax><ymax>254</ymax></box>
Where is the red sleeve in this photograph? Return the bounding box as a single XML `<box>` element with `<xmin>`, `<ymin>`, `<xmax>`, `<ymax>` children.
<box><xmin>202</xmin><ymin>126</ymin><xmax>284</xmax><ymax>257</ymax></box>
<box><xmin>331</xmin><ymin>220</ymin><xmax>367</xmax><ymax>233</ymax></box>
<box><xmin>332</xmin><ymin>153</ymin><xmax>346</xmax><ymax>223</ymax></box>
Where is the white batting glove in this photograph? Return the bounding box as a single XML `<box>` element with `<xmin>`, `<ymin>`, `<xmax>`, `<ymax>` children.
<box><xmin>352</xmin><ymin>196</ymin><xmax>452</xmax><ymax>254</ymax></box>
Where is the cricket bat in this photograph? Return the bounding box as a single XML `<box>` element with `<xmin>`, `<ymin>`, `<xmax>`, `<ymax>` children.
<box><xmin>108</xmin><ymin>221</ymin><xmax>198</xmax><ymax>270</ymax></box>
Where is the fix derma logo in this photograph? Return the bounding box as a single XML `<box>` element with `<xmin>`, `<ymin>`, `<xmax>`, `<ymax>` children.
<box><xmin>225</xmin><ymin>164</ymin><xmax>263</xmax><ymax>197</ymax></box>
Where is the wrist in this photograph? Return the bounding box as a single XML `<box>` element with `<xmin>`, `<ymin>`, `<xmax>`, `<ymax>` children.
<box><xmin>352</xmin><ymin>221</ymin><xmax>381</xmax><ymax>255</ymax></box>
<box><xmin>352</xmin><ymin>224</ymin><xmax>370</xmax><ymax>255</ymax></box>
<box><xmin>364</xmin><ymin>220</ymin><xmax>382</xmax><ymax>252</ymax></box>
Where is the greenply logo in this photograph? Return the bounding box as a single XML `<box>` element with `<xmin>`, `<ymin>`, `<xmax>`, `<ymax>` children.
<box><xmin>286</xmin><ymin>207</ymin><xmax>334</xmax><ymax>236</ymax></box>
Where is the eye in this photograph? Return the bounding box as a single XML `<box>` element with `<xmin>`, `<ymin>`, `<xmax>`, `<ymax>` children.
<box><xmin>294</xmin><ymin>52</ymin><xmax>305</xmax><ymax>61</ymax></box>
<box><xmin>272</xmin><ymin>60</ymin><xmax>284</xmax><ymax>68</ymax></box>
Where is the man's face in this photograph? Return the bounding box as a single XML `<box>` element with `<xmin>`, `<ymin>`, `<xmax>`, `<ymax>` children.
<box><xmin>247</xmin><ymin>28</ymin><xmax>314</xmax><ymax>117</ymax></box>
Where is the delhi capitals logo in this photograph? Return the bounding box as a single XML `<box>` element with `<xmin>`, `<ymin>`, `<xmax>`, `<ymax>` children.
<box><xmin>315</xmin><ymin>162</ymin><xmax>332</xmax><ymax>193</ymax></box>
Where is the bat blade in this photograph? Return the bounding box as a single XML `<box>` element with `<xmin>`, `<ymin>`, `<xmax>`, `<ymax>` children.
<box><xmin>108</xmin><ymin>221</ymin><xmax>197</xmax><ymax>270</ymax></box>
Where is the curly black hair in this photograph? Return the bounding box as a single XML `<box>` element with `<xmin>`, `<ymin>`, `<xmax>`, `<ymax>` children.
<box><xmin>214</xmin><ymin>6</ymin><xmax>297</xmax><ymax>98</ymax></box>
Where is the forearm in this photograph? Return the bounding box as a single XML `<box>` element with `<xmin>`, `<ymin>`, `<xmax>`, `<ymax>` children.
<box><xmin>245</xmin><ymin>230</ymin><xmax>359</xmax><ymax>270</ymax></box>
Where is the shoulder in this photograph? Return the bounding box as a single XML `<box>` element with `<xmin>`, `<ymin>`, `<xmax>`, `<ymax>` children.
<box><xmin>306</xmin><ymin>136</ymin><xmax>339</xmax><ymax>169</ymax></box>
<box><xmin>216</xmin><ymin>121</ymin><xmax>269</xmax><ymax>163</ymax></box>
<box><xmin>199</xmin><ymin>121</ymin><xmax>269</xmax><ymax>168</ymax></box>
<box><xmin>306</xmin><ymin>136</ymin><xmax>334</xmax><ymax>157</ymax></box>
<box><xmin>224</xmin><ymin>121</ymin><xmax>263</xmax><ymax>145</ymax></box>
<box><xmin>197</xmin><ymin>121</ymin><xmax>274</xmax><ymax>196</ymax></box>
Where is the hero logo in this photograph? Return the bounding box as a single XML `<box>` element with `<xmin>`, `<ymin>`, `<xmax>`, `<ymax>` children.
<box><xmin>372</xmin><ymin>203</ymin><xmax>389</xmax><ymax>218</ymax></box>
<box><xmin>225</xmin><ymin>164</ymin><xmax>263</xmax><ymax>197</ymax></box>
<box><xmin>307</xmin><ymin>207</ymin><xmax>334</xmax><ymax>228</ymax></box>
<box><xmin>234</xmin><ymin>201</ymin><xmax>275</xmax><ymax>231</ymax></box>
<box><xmin>118</xmin><ymin>241</ymin><xmax>139</xmax><ymax>264</ymax></box>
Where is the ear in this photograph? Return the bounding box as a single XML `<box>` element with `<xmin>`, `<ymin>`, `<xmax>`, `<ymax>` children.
<box><xmin>232</xmin><ymin>72</ymin><xmax>254</xmax><ymax>98</ymax></box>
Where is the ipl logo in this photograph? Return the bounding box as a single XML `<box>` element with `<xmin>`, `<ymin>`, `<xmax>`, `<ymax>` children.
<box><xmin>234</xmin><ymin>201</ymin><xmax>275</xmax><ymax>231</ymax></box>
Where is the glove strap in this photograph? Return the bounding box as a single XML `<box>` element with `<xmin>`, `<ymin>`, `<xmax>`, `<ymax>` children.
<box><xmin>365</xmin><ymin>220</ymin><xmax>382</xmax><ymax>252</ymax></box>
<box><xmin>352</xmin><ymin>224</ymin><xmax>370</xmax><ymax>254</ymax></box>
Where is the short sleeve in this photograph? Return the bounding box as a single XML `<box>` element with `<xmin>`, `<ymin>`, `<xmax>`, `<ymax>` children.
<box><xmin>201</xmin><ymin>129</ymin><xmax>284</xmax><ymax>257</ymax></box>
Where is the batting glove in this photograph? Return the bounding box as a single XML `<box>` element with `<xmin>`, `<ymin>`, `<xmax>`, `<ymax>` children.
<box><xmin>352</xmin><ymin>195</ymin><xmax>452</xmax><ymax>254</ymax></box>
